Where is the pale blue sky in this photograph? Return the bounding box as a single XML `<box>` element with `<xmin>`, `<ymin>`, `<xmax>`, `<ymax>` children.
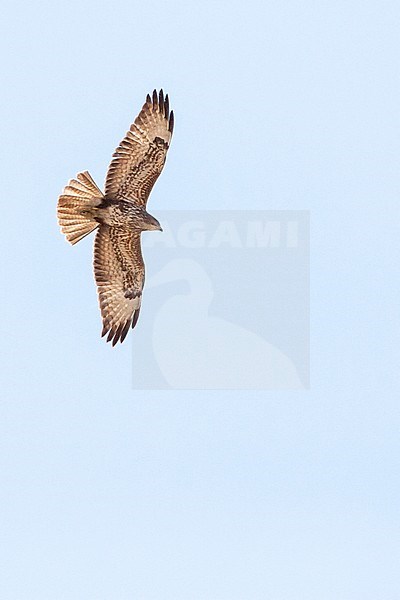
<box><xmin>1</xmin><ymin>0</ymin><xmax>399</xmax><ymax>598</ymax></box>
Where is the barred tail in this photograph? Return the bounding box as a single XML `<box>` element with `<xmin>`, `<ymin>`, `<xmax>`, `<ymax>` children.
<box><xmin>57</xmin><ymin>171</ymin><xmax>104</xmax><ymax>245</ymax></box>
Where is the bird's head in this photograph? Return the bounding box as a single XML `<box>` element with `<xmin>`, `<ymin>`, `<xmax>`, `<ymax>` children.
<box><xmin>136</xmin><ymin>209</ymin><xmax>163</xmax><ymax>232</ymax></box>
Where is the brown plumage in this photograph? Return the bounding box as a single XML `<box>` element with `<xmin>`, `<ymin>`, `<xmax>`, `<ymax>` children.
<box><xmin>57</xmin><ymin>89</ymin><xmax>174</xmax><ymax>346</ymax></box>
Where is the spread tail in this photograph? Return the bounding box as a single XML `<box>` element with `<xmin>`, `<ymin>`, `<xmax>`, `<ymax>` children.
<box><xmin>57</xmin><ymin>171</ymin><xmax>104</xmax><ymax>245</ymax></box>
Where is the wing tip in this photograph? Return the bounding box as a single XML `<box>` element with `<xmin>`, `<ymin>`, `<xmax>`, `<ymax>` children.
<box><xmin>120</xmin><ymin>320</ymin><xmax>131</xmax><ymax>343</ymax></box>
<box><xmin>159</xmin><ymin>89</ymin><xmax>164</xmax><ymax>112</ymax></box>
<box><xmin>164</xmin><ymin>94</ymin><xmax>169</xmax><ymax>120</ymax></box>
<box><xmin>101</xmin><ymin>314</ymin><xmax>138</xmax><ymax>346</ymax></box>
<box><xmin>146</xmin><ymin>89</ymin><xmax>172</xmax><ymax>123</ymax></box>
<box><xmin>132</xmin><ymin>308</ymin><xmax>140</xmax><ymax>329</ymax></box>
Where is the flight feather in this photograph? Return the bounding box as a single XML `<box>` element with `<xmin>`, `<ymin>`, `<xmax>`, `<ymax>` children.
<box><xmin>105</xmin><ymin>89</ymin><xmax>174</xmax><ymax>206</ymax></box>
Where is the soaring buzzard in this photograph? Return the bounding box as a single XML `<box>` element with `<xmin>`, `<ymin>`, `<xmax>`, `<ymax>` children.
<box><xmin>57</xmin><ymin>89</ymin><xmax>174</xmax><ymax>346</ymax></box>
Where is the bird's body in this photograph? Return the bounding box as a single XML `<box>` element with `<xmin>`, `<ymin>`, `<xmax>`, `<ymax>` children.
<box><xmin>95</xmin><ymin>198</ymin><xmax>161</xmax><ymax>229</ymax></box>
<box><xmin>57</xmin><ymin>89</ymin><xmax>174</xmax><ymax>345</ymax></box>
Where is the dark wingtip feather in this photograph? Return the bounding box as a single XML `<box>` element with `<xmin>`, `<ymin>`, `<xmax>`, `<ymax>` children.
<box><xmin>152</xmin><ymin>89</ymin><xmax>158</xmax><ymax>106</ymax></box>
<box><xmin>164</xmin><ymin>94</ymin><xmax>169</xmax><ymax>119</ymax></box>
<box><xmin>159</xmin><ymin>89</ymin><xmax>164</xmax><ymax>112</ymax></box>
<box><xmin>146</xmin><ymin>93</ymin><xmax>151</xmax><ymax>103</ymax></box>
<box><xmin>169</xmin><ymin>110</ymin><xmax>174</xmax><ymax>134</ymax></box>
<box><xmin>132</xmin><ymin>308</ymin><xmax>141</xmax><ymax>329</ymax></box>
<box><xmin>120</xmin><ymin>320</ymin><xmax>131</xmax><ymax>343</ymax></box>
<box><xmin>112</xmin><ymin>322</ymin><xmax>124</xmax><ymax>346</ymax></box>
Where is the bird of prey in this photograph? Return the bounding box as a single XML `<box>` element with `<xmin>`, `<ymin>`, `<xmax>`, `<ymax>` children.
<box><xmin>57</xmin><ymin>89</ymin><xmax>174</xmax><ymax>346</ymax></box>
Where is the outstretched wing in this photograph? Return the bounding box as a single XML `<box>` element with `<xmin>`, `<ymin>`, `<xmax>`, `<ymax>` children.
<box><xmin>105</xmin><ymin>89</ymin><xmax>174</xmax><ymax>206</ymax></box>
<box><xmin>94</xmin><ymin>225</ymin><xmax>144</xmax><ymax>346</ymax></box>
